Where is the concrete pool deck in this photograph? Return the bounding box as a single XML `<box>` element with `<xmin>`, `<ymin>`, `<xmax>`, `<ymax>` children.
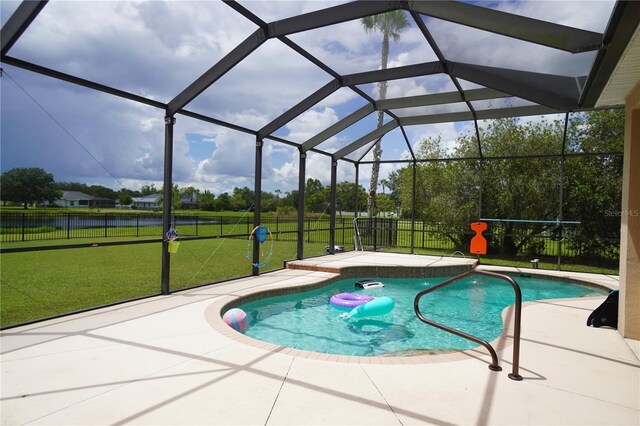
<box><xmin>1</xmin><ymin>252</ymin><xmax>639</xmax><ymax>425</ymax></box>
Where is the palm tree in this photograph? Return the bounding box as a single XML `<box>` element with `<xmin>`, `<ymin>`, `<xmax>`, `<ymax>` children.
<box><xmin>361</xmin><ymin>11</ymin><xmax>409</xmax><ymax>218</ymax></box>
<box><xmin>380</xmin><ymin>178</ymin><xmax>389</xmax><ymax>194</ymax></box>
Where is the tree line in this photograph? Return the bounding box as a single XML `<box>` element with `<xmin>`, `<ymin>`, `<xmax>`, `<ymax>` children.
<box><xmin>0</xmin><ymin>168</ymin><xmax>382</xmax><ymax>215</ymax></box>
<box><xmin>386</xmin><ymin>110</ymin><xmax>624</xmax><ymax>259</ymax></box>
<box><xmin>0</xmin><ymin>109</ymin><xmax>624</xmax><ymax>257</ymax></box>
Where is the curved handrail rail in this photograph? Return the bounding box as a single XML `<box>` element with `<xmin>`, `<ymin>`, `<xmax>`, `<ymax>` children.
<box><xmin>414</xmin><ymin>267</ymin><xmax>523</xmax><ymax>381</ymax></box>
<box><xmin>353</xmin><ymin>217</ymin><xmax>363</xmax><ymax>251</ymax></box>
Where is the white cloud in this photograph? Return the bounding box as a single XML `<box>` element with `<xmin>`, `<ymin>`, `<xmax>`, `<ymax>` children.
<box><xmin>285</xmin><ymin>107</ymin><xmax>339</xmax><ymax>142</ymax></box>
<box><xmin>317</xmin><ymin>88</ymin><xmax>360</xmax><ymax>109</ymax></box>
<box><xmin>196</xmin><ymin>130</ymin><xmax>255</xmax><ymax>177</ymax></box>
<box><xmin>271</xmin><ymin>159</ymin><xmax>299</xmax><ymax>188</ymax></box>
<box><xmin>1</xmin><ymin>0</ymin><xmax>617</xmax><ymax>197</ymax></box>
<box><xmin>139</xmin><ymin>117</ymin><xmax>161</xmax><ymax>132</ymax></box>
<box><xmin>11</xmin><ymin>1</ymin><xmax>259</xmax><ymax>101</ymax></box>
<box><xmin>425</xmin><ymin>1</ymin><xmax>614</xmax><ymax>77</ymax></box>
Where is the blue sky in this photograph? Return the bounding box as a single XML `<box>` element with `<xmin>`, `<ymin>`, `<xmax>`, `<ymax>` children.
<box><xmin>0</xmin><ymin>0</ymin><xmax>615</xmax><ymax>195</ymax></box>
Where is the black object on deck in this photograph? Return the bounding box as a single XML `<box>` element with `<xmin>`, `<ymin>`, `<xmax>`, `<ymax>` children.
<box><xmin>587</xmin><ymin>290</ymin><xmax>619</xmax><ymax>328</ymax></box>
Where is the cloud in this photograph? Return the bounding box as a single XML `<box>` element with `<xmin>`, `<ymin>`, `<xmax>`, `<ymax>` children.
<box><xmin>284</xmin><ymin>107</ymin><xmax>340</xmax><ymax>142</ymax></box>
<box><xmin>0</xmin><ymin>0</ymin><xmax>617</xmax><ymax>196</ymax></box>
<box><xmin>424</xmin><ymin>1</ymin><xmax>615</xmax><ymax>77</ymax></box>
<box><xmin>196</xmin><ymin>129</ymin><xmax>255</xmax><ymax>177</ymax></box>
<box><xmin>403</xmin><ymin>122</ymin><xmax>475</xmax><ymax>158</ymax></box>
<box><xmin>2</xmin><ymin>69</ymin><xmax>176</xmax><ymax>183</ymax></box>
<box><xmin>10</xmin><ymin>1</ymin><xmax>259</xmax><ymax>102</ymax></box>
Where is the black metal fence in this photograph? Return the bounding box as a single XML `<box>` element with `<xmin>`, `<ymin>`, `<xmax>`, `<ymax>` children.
<box><xmin>0</xmin><ymin>213</ymin><xmax>619</xmax><ymax>265</ymax></box>
<box><xmin>389</xmin><ymin>219</ymin><xmax>619</xmax><ymax>264</ymax></box>
<box><xmin>0</xmin><ymin>213</ymin><xmax>355</xmax><ymax>246</ymax></box>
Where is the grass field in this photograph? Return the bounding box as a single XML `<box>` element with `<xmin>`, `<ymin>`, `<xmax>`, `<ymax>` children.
<box><xmin>1</xmin><ymin>209</ymin><xmax>619</xmax><ymax>327</ymax></box>
<box><xmin>0</xmin><ymin>238</ymin><xmax>327</xmax><ymax>327</ymax></box>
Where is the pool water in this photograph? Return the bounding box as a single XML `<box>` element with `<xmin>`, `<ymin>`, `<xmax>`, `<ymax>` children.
<box><xmin>234</xmin><ymin>275</ymin><xmax>607</xmax><ymax>357</ymax></box>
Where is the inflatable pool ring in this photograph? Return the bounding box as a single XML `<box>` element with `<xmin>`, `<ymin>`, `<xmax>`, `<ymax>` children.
<box><xmin>329</xmin><ymin>292</ymin><xmax>374</xmax><ymax>309</ymax></box>
<box><xmin>342</xmin><ymin>296</ymin><xmax>395</xmax><ymax>319</ymax></box>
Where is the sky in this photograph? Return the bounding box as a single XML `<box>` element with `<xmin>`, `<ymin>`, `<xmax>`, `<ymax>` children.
<box><xmin>0</xmin><ymin>0</ymin><xmax>616</xmax><ymax>196</ymax></box>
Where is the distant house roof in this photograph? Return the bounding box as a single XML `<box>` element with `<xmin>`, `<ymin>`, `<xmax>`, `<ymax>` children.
<box><xmin>132</xmin><ymin>193</ymin><xmax>162</xmax><ymax>203</ymax></box>
<box><xmin>61</xmin><ymin>191</ymin><xmax>94</xmax><ymax>200</ymax></box>
<box><xmin>181</xmin><ymin>193</ymin><xmax>198</xmax><ymax>203</ymax></box>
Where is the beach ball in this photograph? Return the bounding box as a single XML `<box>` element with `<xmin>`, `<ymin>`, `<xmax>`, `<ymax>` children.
<box><xmin>223</xmin><ymin>308</ymin><xmax>249</xmax><ymax>332</ymax></box>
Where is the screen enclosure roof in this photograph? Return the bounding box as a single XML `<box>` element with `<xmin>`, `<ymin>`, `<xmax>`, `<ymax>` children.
<box><xmin>2</xmin><ymin>0</ymin><xmax>639</xmax><ymax>165</ymax></box>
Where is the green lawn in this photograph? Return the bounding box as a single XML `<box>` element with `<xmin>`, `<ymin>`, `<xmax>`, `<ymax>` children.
<box><xmin>1</xmin><ymin>210</ymin><xmax>619</xmax><ymax>327</ymax></box>
<box><xmin>0</xmin><ymin>238</ymin><xmax>328</xmax><ymax>327</ymax></box>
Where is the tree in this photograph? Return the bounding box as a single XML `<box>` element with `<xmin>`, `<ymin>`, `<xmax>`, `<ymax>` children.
<box><xmin>361</xmin><ymin>10</ymin><xmax>409</xmax><ymax>218</ymax></box>
<box><xmin>395</xmin><ymin>137</ymin><xmax>479</xmax><ymax>249</ymax></box>
<box><xmin>119</xmin><ymin>193</ymin><xmax>133</xmax><ymax>206</ymax></box>
<box><xmin>305</xmin><ymin>178</ymin><xmax>328</xmax><ymax>213</ymax></box>
<box><xmin>117</xmin><ymin>188</ymin><xmax>134</xmax><ymax>206</ymax></box>
<box><xmin>230</xmin><ymin>187</ymin><xmax>254</xmax><ymax>211</ymax></box>
<box><xmin>379</xmin><ymin>178</ymin><xmax>388</xmax><ymax>194</ymax></box>
<box><xmin>336</xmin><ymin>181</ymin><xmax>367</xmax><ymax>212</ymax></box>
<box><xmin>0</xmin><ymin>167</ymin><xmax>60</xmax><ymax>208</ymax></box>
<box><xmin>181</xmin><ymin>186</ymin><xmax>199</xmax><ymax>198</ymax></box>
<box><xmin>261</xmin><ymin>191</ymin><xmax>279</xmax><ymax>212</ymax></box>
<box><xmin>473</xmin><ymin>118</ymin><xmax>563</xmax><ymax>254</ymax></box>
<box><xmin>385</xmin><ymin>170</ymin><xmax>402</xmax><ymax>215</ymax></box>
<box><xmin>564</xmin><ymin>109</ymin><xmax>624</xmax><ymax>261</ymax></box>
<box><xmin>88</xmin><ymin>185</ymin><xmax>117</xmax><ymax>200</ymax></box>
<box><xmin>215</xmin><ymin>192</ymin><xmax>231</xmax><ymax>211</ymax></box>
<box><xmin>139</xmin><ymin>184</ymin><xmax>158</xmax><ymax>196</ymax></box>
<box><xmin>284</xmin><ymin>190</ymin><xmax>299</xmax><ymax>210</ymax></box>
<box><xmin>56</xmin><ymin>182</ymin><xmax>117</xmax><ymax>199</ymax></box>
<box><xmin>198</xmin><ymin>190</ymin><xmax>216</xmax><ymax>211</ymax></box>
<box><xmin>395</xmin><ymin>119</ymin><xmax>565</xmax><ymax>252</ymax></box>
<box><xmin>157</xmin><ymin>184</ymin><xmax>182</xmax><ymax>210</ymax></box>
<box><xmin>376</xmin><ymin>193</ymin><xmax>394</xmax><ymax>215</ymax></box>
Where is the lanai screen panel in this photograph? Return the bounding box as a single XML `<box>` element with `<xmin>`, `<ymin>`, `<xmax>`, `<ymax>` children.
<box><xmin>5</xmin><ymin>1</ymin><xmax>258</xmax><ymax>102</ymax></box>
<box><xmin>236</xmin><ymin>1</ymin><xmax>351</xmax><ymax>23</ymax></box>
<box><xmin>186</xmin><ymin>38</ymin><xmax>334</xmax><ymax>130</ymax></box>
<box><xmin>354</xmin><ymin>127</ymin><xmax>410</xmax><ymax>163</ymax></box>
<box><xmin>476</xmin><ymin>114</ymin><xmax>567</xmax><ymax>157</ymax></box>
<box><xmin>320</xmin><ymin>112</ymin><xmax>383</xmax><ymax>156</ymax></box>
<box><xmin>357</xmin><ymin>74</ymin><xmax>457</xmax><ymax>102</ymax></box>
<box><xmin>1</xmin><ymin>69</ymin><xmax>173</xmax><ymax>187</ymax></box>
<box><xmin>0</xmin><ymin>2</ymin><xmax>20</xmax><ymax>26</ymax></box>
<box><xmin>405</xmin><ymin>121</ymin><xmax>481</xmax><ymax>160</ymax></box>
<box><xmin>424</xmin><ymin>16</ymin><xmax>600</xmax><ymax>76</ymax></box>
<box><xmin>287</xmin><ymin>14</ymin><xmax>439</xmax><ymax>75</ymax></box>
<box><xmin>272</xmin><ymin>87</ymin><xmax>368</xmax><ymax>144</ymax></box>
<box><xmin>262</xmin><ymin>140</ymin><xmax>299</xmax><ymax>190</ymax></box>
<box><xmin>1</xmin><ymin>0</ymin><xmax>631</xmax><ymax>199</ymax></box>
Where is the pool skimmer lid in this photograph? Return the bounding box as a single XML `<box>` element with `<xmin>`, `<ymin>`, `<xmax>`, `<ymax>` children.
<box><xmin>355</xmin><ymin>279</ymin><xmax>384</xmax><ymax>289</ymax></box>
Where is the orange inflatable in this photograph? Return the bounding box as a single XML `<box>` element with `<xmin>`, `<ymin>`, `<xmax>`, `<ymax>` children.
<box><xmin>470</xmin><ymin>222</ymin><xmax>487</xmax><ymax>255</ymax></box>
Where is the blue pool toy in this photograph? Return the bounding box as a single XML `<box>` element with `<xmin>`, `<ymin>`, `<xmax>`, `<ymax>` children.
<box><xmin>255</xmin><ymin>225</ymin><xmax>269</xmax><ymax>243</ymax></box>
<box><xmin>341</xmin><ymin>296</ymin><xmax>395</xmax><ymax>319</ymax></box>
<box><xmin>246</xmin><ymin>225</ymin><xmax>273</xmax><ymax>268</ymax></box>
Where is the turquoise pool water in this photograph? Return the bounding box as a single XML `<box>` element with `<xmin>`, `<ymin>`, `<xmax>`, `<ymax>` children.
<box><xmin>234</xmin><ymin>275</ymin><xmax>607</xmax><ymax>356</ymax></box>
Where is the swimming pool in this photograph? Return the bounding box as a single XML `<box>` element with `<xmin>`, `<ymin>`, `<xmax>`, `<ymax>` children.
<box><xmin>232</xmin><ymin>275</ymin><xmax>607</xmax><ymax>357</ymax></box>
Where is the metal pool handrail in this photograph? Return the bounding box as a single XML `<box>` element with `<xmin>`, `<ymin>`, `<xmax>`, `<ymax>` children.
<box><xmin>414</xmin><ymin>268</ymin><xmax>523</xmax><ymax>381</ymax></box>
<box><xmin>353</xmin><ymin>217</ymin><xmax>363</xmax><ymax>251</ymax></box>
